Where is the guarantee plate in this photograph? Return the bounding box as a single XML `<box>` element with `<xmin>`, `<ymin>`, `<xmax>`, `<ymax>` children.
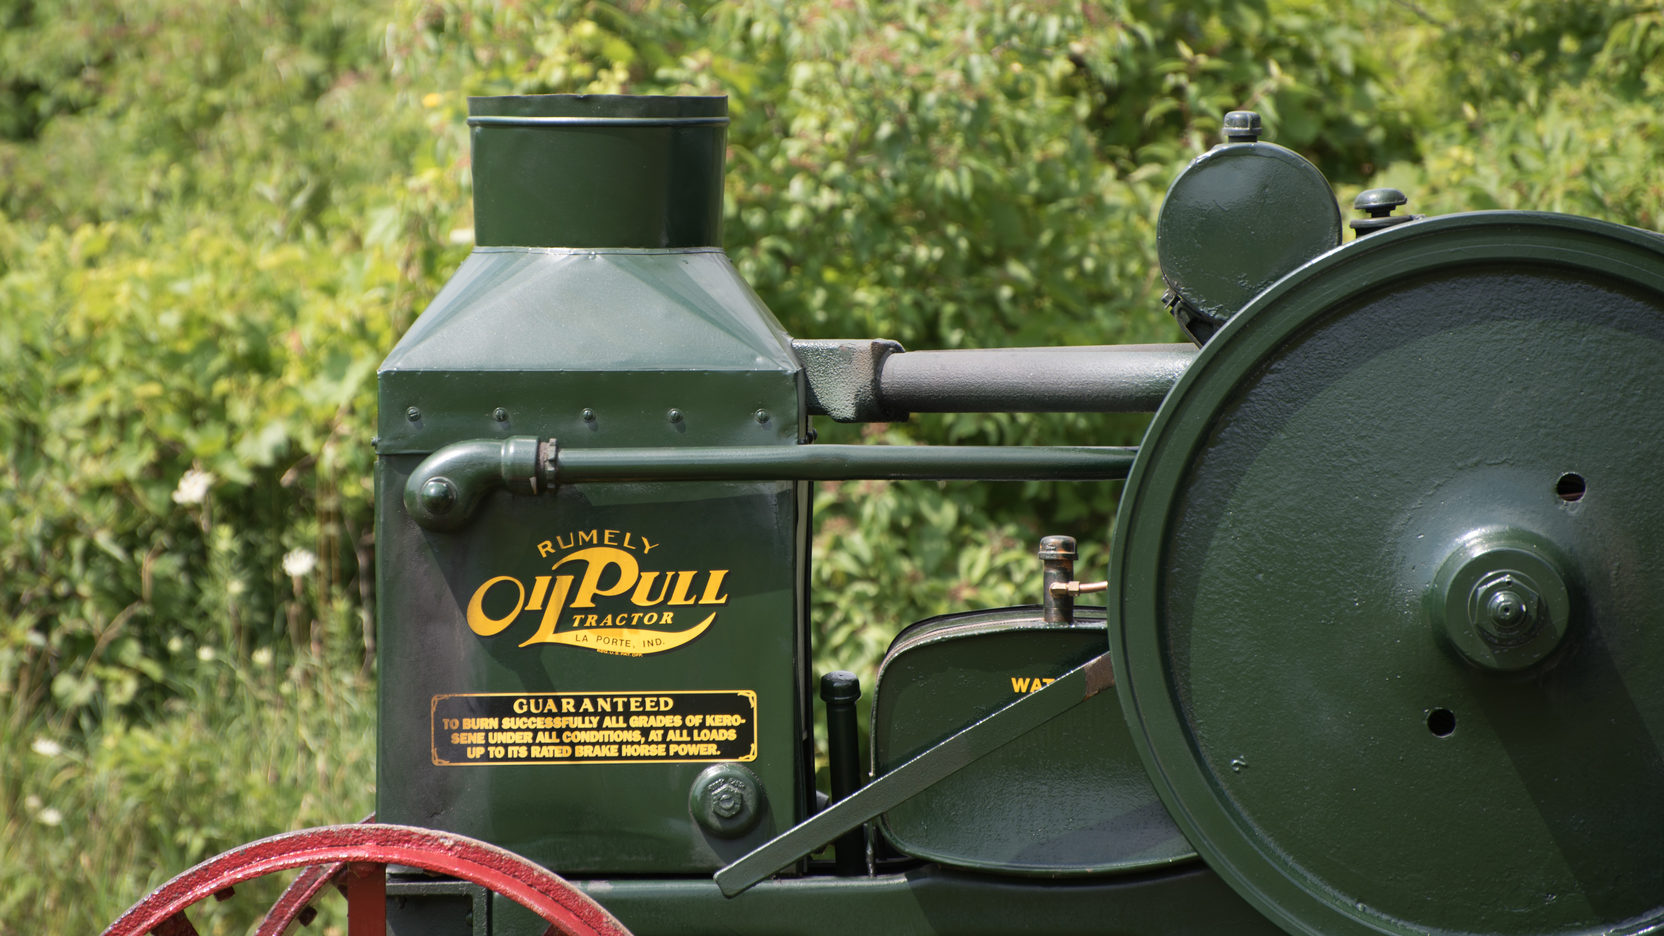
<box><xmin>431</xmin><ymin>690</ymin><xmax>757</xmax><ymax>766</ymax></box>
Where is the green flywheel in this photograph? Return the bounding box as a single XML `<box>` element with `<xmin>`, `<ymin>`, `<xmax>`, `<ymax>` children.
<box><xmin>1110</xmin><ymin>212</ymin><xmax>1664</xmax><ymax>936</ymax></box>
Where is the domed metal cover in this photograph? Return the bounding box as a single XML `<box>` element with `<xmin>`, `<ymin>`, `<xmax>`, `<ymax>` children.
<box><xmin>1112</xmin><ymin>213</ymin><xmax>1664</xmax><ymax>936</ymax></box>
<box><xmin>1157</xmin><ymin>142</ymin><xmax>1341</xmax><ymax>335</ymax></box>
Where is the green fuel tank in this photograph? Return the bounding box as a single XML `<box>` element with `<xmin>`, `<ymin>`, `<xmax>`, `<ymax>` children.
<box><xmin>374</xmin><ymin>94</ymin><xmax>810</xmax><ymax>876</ymax></box>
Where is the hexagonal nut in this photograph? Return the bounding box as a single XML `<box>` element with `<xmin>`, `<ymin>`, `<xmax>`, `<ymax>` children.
<box><xmin>1469</xmin><ymin>571</ymin><xmax>1544</xmax><ymax>645</ymax></box>
<box><xmin>1428</xmin><ymin>529</ymin><xmax>1575</xmax><ymax>673</ymax></box>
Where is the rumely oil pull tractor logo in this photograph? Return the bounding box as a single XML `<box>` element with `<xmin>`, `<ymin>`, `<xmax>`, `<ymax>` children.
<box><xmin>463</xmin><ymin>528</ymin><xmax>729</xmax><ymax>656</ymax></box>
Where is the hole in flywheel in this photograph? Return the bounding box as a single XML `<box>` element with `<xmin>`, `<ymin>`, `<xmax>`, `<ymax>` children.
<box><xmin>1426</xmin><ymin>708</ymin><xmax>1456</xmax><ymax>737</ymax></box>
<box><xmin>1556</xmin><ymin>472</ymin><xmax>1586</xmax><ymax>502</ymax></box>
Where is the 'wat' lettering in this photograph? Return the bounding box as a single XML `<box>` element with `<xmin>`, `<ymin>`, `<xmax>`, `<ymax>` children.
<box><xmin>1010</xmin><ymin>676</ymin><xmax>1057</xmax><ymax>693</ymax></box>
<box><xmin>464</xmin><ymin>531</ymin><xmax>729</xmax><ymax>655</ymax></box>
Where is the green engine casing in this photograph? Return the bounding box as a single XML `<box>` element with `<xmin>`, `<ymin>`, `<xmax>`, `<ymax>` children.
<box><xmin>374</xmin><ymin>94</ymin><xmax>810</xmax><ymax>875</ymax></box>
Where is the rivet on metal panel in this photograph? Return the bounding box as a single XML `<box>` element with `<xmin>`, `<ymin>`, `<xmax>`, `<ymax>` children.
<box><xmin>667</xmin><ymin>409</ymin><xmax>684</xmax><ymax>424</ymax></box>
<box><xmin>754</xmin><ymin>409</ymin><xmax>770</xmax><ymax>424</ymax></box>
<box><xmin>581</xmin><ymin>408</ymin><xmax>596</xmax><ymax>423</ymax></box>
<box><xmin>405</xmin><ymin>406</ymin><xmax>421</xmax><ymax>422</ymax></box>
<box><xmin>493</xmin><ymin>407</ymin><xmax>509</xmax><ymax>422</ymax></box>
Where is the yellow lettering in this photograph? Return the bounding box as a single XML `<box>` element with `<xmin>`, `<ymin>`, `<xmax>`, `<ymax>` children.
<box><xmin>667</xmin><ymin>571</ymin><xmax>700</xmax><ymax>605</ymax></box>
<box><xmin>565</xmin><ymin>547</ymin><xmax>639</xmax><ymax>608</ymax></box>
<box><xmin>466</xmin><ymin>576</ymin><xmax>525</xmax><ymax>636</ymax></box>
<box><xmin>464</xmin><ymin>534</ymin><xmax>726</xmax><ymax>653</ymax></box>
<box><xmin>1011</xmin><ymin>677</ymin><xmax>1030</xmax><ymax>692</ymax></box>
<box><xmin>699</xmin><ymin>570</ymin><xmax>730</xmax><ymax>605</ymax></box>
<box><xmin>630</xmin><ymin>571</ymin><xmax>672</xmax><ymax>606</ymax></box>
<box><xmin>526</xmin><ymin>575</ymin><xmax>551</xmax><ymax>611</ymax></box>
<box><xmin>518</xmin><ymin>576</ymin><xmax>573</xmax><ymax>647</ymax></box>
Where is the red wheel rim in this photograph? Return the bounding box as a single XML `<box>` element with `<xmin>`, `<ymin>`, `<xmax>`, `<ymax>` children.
<box><xmin>101</xmin><ymin>823</ymin><xmax>631</xmax><ymax>936</ymax></box>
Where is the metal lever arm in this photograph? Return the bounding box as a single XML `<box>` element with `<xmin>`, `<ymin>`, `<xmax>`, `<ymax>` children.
<box><xmin>712</xmin><ymin>652</ymin><xmax>1117</xmax><ymax>897</ymax></box>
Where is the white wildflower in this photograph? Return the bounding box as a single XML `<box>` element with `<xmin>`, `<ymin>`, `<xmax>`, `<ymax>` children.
<box><xmin>37</xmin><ymin>807</ymin><xmax>63</xmax><ymax>827</ymax></box>
<box><xmin>197</xmin><ymin>646</ymin><xmax>216</xmax><ymax>662</ymax></box>
<box><xmin>171</xmin><ymin>468</ymin><xmax>215</xmax><ymax>505</ymax></box>
<box><xmin>23</xmin><ymin>795</ymin><xmax>41</xmax><ymax>811</ymax></box>
<box><xmin>282</xmin><ymin>547</ymin><xmax>317</xmax><ymax>578</ymax></box>
<box><xmin>30</xmin><ymin>737</ymin><xmax>62</xmax><ymax>758</ymax></box>
<box><xmin>251</xmin><ymin>647</ymin><xmax>273</xmax><ymax>667</ymax></box>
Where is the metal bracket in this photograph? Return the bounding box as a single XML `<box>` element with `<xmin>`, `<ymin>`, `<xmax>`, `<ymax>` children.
<box><xmin>792</xmin><ymin>338</ymin><xmax>908</xmax><ymax>423</ymax></box>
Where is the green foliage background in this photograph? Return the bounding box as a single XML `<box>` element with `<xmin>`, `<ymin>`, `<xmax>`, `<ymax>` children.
<box><xmin>2</xmin><ymin>0</ymin><xmax>1660</xmax><ymax>929</ymax></box>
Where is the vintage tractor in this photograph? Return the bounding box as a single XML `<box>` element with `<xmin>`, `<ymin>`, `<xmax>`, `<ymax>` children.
<box><xmin>105</xmin><ymin>95</ymin><xmax>1664</xmax><ymax>936</ymax></box>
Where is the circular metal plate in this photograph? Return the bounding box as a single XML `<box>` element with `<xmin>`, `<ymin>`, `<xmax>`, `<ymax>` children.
<box><xmin>1111</xmin><ymin>213</ymin><xmax>1664</xmax><ymax>936</ymax></box>
<box><xmin>1157</xmin><ymin>142</ymin><xmax>1342</xmax><ymax>325</ymax></box>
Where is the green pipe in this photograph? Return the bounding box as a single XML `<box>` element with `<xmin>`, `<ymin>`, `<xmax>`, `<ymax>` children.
<box><xmin>403</xmin><ymin>437</ymin><xmax>1135</xmax><ymax>532</ymax></box>
<box><xmin>401</xmin><ymin>437</ymin><xmax>546</xmax><ymax>533</ymax></box>
<box><xmin>556</xmin><ymin>444</ymin><xmax>1135</xmax><ymax>483</ymax></box>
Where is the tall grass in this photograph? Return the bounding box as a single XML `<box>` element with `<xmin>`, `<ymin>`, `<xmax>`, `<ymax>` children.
<box><xmin>0</xmin><ymin>652</ymin><xmax>375</xmax><ymax>933</ymax></box>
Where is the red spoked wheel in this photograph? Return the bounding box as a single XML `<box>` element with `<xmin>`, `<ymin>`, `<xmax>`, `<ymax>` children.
<box><xmin>101</xmin><ymin>823</ymin><xmax>633</xmax><ymax>936</ymax></box>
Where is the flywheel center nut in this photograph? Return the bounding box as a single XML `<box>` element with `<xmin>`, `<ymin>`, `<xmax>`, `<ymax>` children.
<box><xmin>1470</xmin><ymin>572</ymin><xmax>1543</xmax><ymax>645</ymax></box>
<box><xmin>1429</xmin><ymin>529</ymin><xmax>1574</xmax><ymax>672</ymax></box>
